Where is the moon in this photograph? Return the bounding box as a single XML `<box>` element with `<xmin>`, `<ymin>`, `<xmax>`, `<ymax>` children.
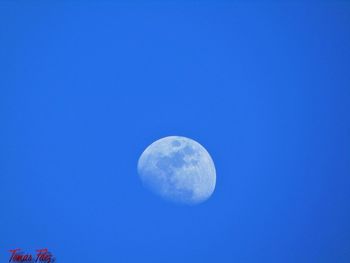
<box><xmin>137</xmin><ymin>136</ymin><xmax>216</xmax><ymax>205</ymax></box>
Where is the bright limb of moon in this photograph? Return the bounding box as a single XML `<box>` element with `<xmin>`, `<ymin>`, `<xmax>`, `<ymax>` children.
<box><xmin>137</xmin><ymin>136</ymin><xmax>216</xmax><ymax>205</ymax></box>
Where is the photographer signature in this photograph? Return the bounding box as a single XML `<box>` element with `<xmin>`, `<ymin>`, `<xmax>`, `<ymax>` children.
<box><xmin>9</xmin><ymin>248</ymin><xmax>55</xmax><ymax>263</ymax></box>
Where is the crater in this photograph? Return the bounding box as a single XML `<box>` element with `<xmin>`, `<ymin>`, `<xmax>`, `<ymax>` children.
<box><xmin>172</xmin><ymin>140</ymin><xmax>181</xmax><ymax>147</ymax></box>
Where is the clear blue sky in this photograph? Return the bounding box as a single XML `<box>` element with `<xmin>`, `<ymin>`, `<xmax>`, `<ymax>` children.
<box><xmin>1</xmin><ymin>1</ymin><xmax>350</xmax><ymax>262</ymax></box>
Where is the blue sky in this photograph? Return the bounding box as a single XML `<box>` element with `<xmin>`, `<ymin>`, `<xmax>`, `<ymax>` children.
<box><xmin>1</xmin><ymin>1</ymin><xmax>350</xmax><ymax>262</ymax></box>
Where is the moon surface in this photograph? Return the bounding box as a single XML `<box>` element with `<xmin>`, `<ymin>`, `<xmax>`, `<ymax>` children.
<box><xmin>137</xmin><ymin>136</ymin><xmax>216</xmax><ymax>205</ymax></box>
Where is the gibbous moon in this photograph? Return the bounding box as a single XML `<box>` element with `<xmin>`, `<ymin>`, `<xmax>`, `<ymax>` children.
<box><xmin>137</xmin><ymin>136</ymin><xmax>216</xmax><ymax>205</ymax></box>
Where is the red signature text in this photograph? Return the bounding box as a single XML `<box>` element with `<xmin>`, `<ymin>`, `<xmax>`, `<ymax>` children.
<box><xmin>9</xmin><ymin>248</ymin><xmax>54</xmax><ymax>263</ymax></box>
